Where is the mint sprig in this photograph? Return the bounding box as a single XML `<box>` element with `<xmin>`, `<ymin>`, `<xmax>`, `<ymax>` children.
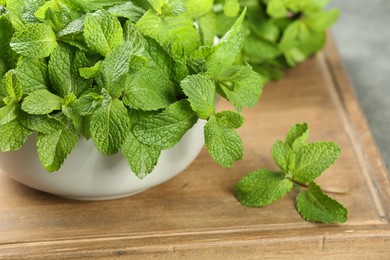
<box><xmin>236</xmin><ymin>123</ymin><xmax>348</xmax><ymax>224</ymax></box>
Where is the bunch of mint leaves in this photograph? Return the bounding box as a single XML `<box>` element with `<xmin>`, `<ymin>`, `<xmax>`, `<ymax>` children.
<box><xmin>0</xmin><ymin>0</ymin><xmax>263</xmax><ymax>177</ymax></box>
<box><xmin>214</xmin><ymin>0</ymin><xmax>339</xmax><ymax>82</ymax></box>
<box><xmin>236</xmin><ymin>123</ymin><xmax>348</xmax><ymax>223</ymax></box>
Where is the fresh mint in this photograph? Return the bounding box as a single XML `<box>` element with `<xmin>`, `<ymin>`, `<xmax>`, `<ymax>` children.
<box><xmin>10</xmin><ymin>23</ymin><xmax>58</xmax><ymax>58</ymax></box>
<box><xmin>215</xmin><ymin>0</ymin><xmax>340</xmax><ymax>82</ymax></box>
<box><xmin>84</xmin><ymin>9</ymin><xmax>124</xmax><ymax>56</ymax></box>
<box><xmin>0</xmin><ymin>1</ymin><xmax>264</xmax><ymax>176</ymax></box>
<box><xmin>236</xmin><ymin>123</ymin><xmax>348</xmax><ymax>224</ymax></box>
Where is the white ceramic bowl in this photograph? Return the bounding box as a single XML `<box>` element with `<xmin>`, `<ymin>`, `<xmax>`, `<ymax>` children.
<box><xmin>0</xmin><ymin>120</ymin><xmax>206</xmax><ymax>200</ymax></box>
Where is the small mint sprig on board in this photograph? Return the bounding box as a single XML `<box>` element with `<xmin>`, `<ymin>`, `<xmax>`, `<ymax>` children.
<box><xmin>236</xmin><ymin>123</ymin><xmax>348</xmax><ymax>224</ymax></box>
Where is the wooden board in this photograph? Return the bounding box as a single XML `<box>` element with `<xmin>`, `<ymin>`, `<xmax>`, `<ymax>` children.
<box><xmin>1</xmin><ymin>38</ymin><xmax>390</xmax><ymax>259</ymax></box>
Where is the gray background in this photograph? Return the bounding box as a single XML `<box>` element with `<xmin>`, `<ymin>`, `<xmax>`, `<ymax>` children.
<box><xmin>328</xmin><ymin>1</ymin><xmax>390</xmax><ymax>170</ymax></box>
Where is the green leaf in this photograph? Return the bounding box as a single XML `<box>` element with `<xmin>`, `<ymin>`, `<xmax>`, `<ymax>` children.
<box><xmin>0</xmin><ymin>102</ymin><xmax>19</xmax><ymax>125</ymax></box>
<box><xmin>10</xmin><ymin>23</ymin><xmax>58</xmax><ymax>58</ymax></box>
<box><xmin>271</xmin><ymin>140</ymin><xmax>295</xmax><ymax>173</ymax></box>
<box><xmin>217</xmin><ymin>64</ymin><xmax>263</xmax><ymax>111</ymax></box>
<box><xmin>202</xmin><ymin>8</ymin><xmax>246</xmax><ymax>77</ymax></box>
<box><xmin>285</xmin><ymin>122</ymin><xmax>309</xmax><ymax>151</ymax></box>
<box><xmin>5</xmin><ymin>0</ymin><xmax>47</xmax><ymax>28</ymax></box>
<box><xmin>197</xmin><ymin>11</ymin><xmax>217</xmax><ymax>46</ymax></box>
<box><xmin>2</xmin><ymin>70</ymin><xmax>22</xmax><ymax>101</ymax></box>
<box><xmin>62</xmin><ymin>0</ymin><xmax>128</xmax><ymax>12</ymax></box>
<box><xmin>215</xmin><ymin>110</ymin><xmax>243</xmax><ymax>129</ymax></box>
<box><xmin>122</xmin><ymin>131</ymin><xmax>161</xmax><ymax>179</ymax></box>
<box><xmin>100</xmin><ymin>43</ymin><xmax>132</xmax><ymax>97</ymax></box>
<box><xmin>35</xmin><ymin>0</ymin><xmax>82</xmax><ymax>33</ymax></box>
<box><xmin>243</xmin><ymin>34</ymin><xmax>281</xmax><ymax>64</ymax></box>
<box><xmin>236</xmin><ymin>169</ymin><xmax>293</xmax><ymax>207</ymax></box>
<box><xmin>90</xmin><ymin>98</ymin><xmax>129</xmax><ymax>155</ymax></box>
<box><xmin>48</xmin><ymin>44</ymin><xmax>92</xmax><ymax>98</ymax></box>
<box><xmin>185</xmin><ymin>0</ymin><xmax>213</xmax><ymax>18</ymax></box>
<box><xmin>267</xmin><ymin>0</ymin><xmax>288</xmax><ymax>18</ymax></box>
<box><xmin>204</xmin><ymin>115</ymin><xmax>243</xmax><ymax>167</ymax></box>
<box><xmin>84</xmin><ymin>10</ymin><xmax>124</xmax><ymax>56</ymax></box>
<box><xmin>133</xmin><ymin>100</ymin><xmax>197</xmax><ymax>149</ymax></box>
<box><xmin>107</xmin><ymin>2</ymin><xmax>145</xmax><ymax>22</ymax></box>
<box><xmin>74</xmin><ymin>91</ymin><xmax>103</xmax><ymax>116</ymax></box>
<box><xmin>279</xmin><ymin>21</ymin><xmax>300</xmax><ymax>52</ymax></box>
<box><xmin>0</xmin><ymin>119</ymin><xmax>31</xmax><ymax>151</ymax></box>
<box><xmin>148</xmin><ymin>0</ymin><xmax>186</xmax><ymax>16</ymax></box>
<box><xmin>221</xmin><ymin>0</ymin><xmax>240</xmax><ymax>17</ymax></box>
<box><xmin>19</xmin><ymin>113</ymin><xmax>63</xmax><ymax>134</ymax></box>
<box><xmin>180</xmin><ymin>74</ymin><xmax>215</xmax><ymax>119</ymax></box>
<box><xmin>293</xmin><ymin>142</ymin><xmax>341</xmax><ymax>183</ymax></box>
<box><xmin>15</xmin><ymin>58</ymin><xmax>49</xmax><ymax>95</ymax></box>
<box><xmin>56</xmin><ymin>16</ymin><xmax>90</xmax><ymax>52</ymax></box>
<box><xmin>305</xmin><ymin>9</ymin><xmax>340</xmax><ymax>32</ymax></box>
<box><xmin>296</xmin><ymin>182</ymin><xmax>348</xmax><ymax>223</ymax></box>
<box><xmin>22</xmin><ymin>89</ymin><xmax>63</xmax><ymax>115</ymax></box>
<box><xmin>136</xmin><ymin>10</ymin><xmax>200</xmax><ymax>61</ymax></box>
<box><xmin>79</xmin><ymin>61</ymin><xmax>102</xmax><ymax>79</ymax></box>
<box><xmin>123</xmin><ymin>38</ymin><xmax>177</xmax><ymax>111</ymax></box>
<box><xmin>0</xmin><ymin>15</ymin><xmax>17</xmax><ymax>65</ymax></box>
<box><xmin>36</xmin><ymin>126</ymin><xmax>78</xmax><ymax>172</ymax></box>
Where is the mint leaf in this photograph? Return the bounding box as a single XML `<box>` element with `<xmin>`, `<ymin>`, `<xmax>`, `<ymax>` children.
<box><xmin>100</xmin><ymin>43</ymin><xmax>132</xmax><ymax>97</ymax></box>
<box><xmin>6</xmin><ymin>0</ymin><xmax>46</xmax><ymax>28</ymax></box>
<box><xmin>272</xmin><ymin>140</ymin><xmax>295</xmax><ymax>173</ymax></box>
<box><xmin>36</xmin><ymin>126</ymin><xmax>78</xmax><ymax>172</ymax></box>
<box><xmin>79</xmin><ymin>61</ymin><xmax>102</xmax><ymax>79</ymax></box>
<box><xmin>221</xmin><ymin>0</ymin><xmax>240</xmax><ymax>17</ymax></box>
<box><xmin>0</xmin><ymin>102</ymin><xmax>19</xmax><ymax>125</ymax></box>
<box><xmin>243</xmin><ymin>34</ymin><xmax>281</xmax><ymax>64</ymax></box>
<box><xmin>63</xmin><ymin>0</ymin><xmax>128</xmax><ymax>12</ymax></box>
<box><xmin>10</xmin><ymin>23</ymin><xmax>58</xmax><ymax>58</ymax></box>
<box><xmin>285</xmin><ymin>122</ymin><xmax>309</xmax><ymax>151</ymax></box>
<box><xmin>90</xmin><ymin>98</ymin><xmax>129</xmax><ymax>155</ymax></box>
<box><xmin>15</xmin><ymin>58</ymin><xmax>49</xmax><ymax>95</ymax></box>
<box><xmin>74</xmin><ymin>91</ymin><xmax>103</xmax><ymax>116</ymax></box>
<box><xmin>122</xmin><ymin>130</ymin><xmax>161</xmax><ymax>179</ymax></box>
<box><xmin>148</xmin><ymin>0</ymin><xmax>186</xmax><ymax>16</ymax></box>
<box><xmin>21</xmin><ymin>89</ymin><xmax>63</xmax><ymax>115</ymax></box>
<box><xmin>0</xmin><ymin>119</ymin><xmax>31</xmax><ymax>151</ymax></box>
<box><xmin>19</xmin><ymin>113</ymin><xmax>63</xmax><ymax>134</ymax></box>
<box><xmin>48</xmin><ymin>43</ymin><xmax>92</xmax><ymax>97</ymax></box>
<box><xmin>197</xmin><ymin>11</ymin><xmax>217</xmax><ymax>46</ymax></box>
<box><xmin>215</xmin><ymin>110</ymin><xmax>243</xmax><ymax>129</ymax></box>
<box><xmin>293</xmin><ymin>142</ymin><xmax>341</xmax><ymax>183</ymax></box>
<box><xmin>56</xmin><ymin>16</ymin><xmax>90</xmax><ymax>52</ymax></box>
<box><xmin>296</xmin><ymin>182</ymin><xmax>348</xmax><ymax>223</ymax></box>
<box><xmin>180</xmin><ymin>74</ymin><xmax>215</xmax><ymax>120</ymax></box>
<box><xmin>84</xmin><ymin>10</ymin><xmax>124</xmax><ymax>56</ymax></box>
<box><xmin>217</xmin><ymin>64</ymin><xmax>263</xmax><ymax>111</ymax></box>
<box><xmin>204</xmin><ymin>115</ymin><xmax>243</xmax><ymax>167</ymax></box>
<box><xmin>107</xmin><ymin>2</ymin><xmax>145</xmax><ymax>22</ymax></box>
<box><xmin>136</xmin><ymin>10</ymin><xmax>200</xmax><ymax>60</ymax></box>
<box><xmin>35</xmin><ymin>0</ymin><xmax>81</xmax><ymax>33</ymax></box>
<box><xmin>267</xmin><ymin>0</ymin><xmax>288</xmax><ymax>18</ymax></box>
<box><xmin>0</xmin><ymin>15</ymin><xmax>17</xmax><ymax>66</ymax></box>
<box><xmin>122</xmin><ymin>38</ymin><xmax>177</xmax><ymax>111</ymax></box>
<box><xmin>185</xmin><ymin>0</ymin><xmax>213</xmax><ymax>18</ymax></box>
<box><xmin>133</xmin><ymin>100</ymin><xmax>197</xmax><ymax>149</ymax></box>
<box><xmin>236</xmin><ymin>169</ymin><xmax>293</xmax><ymax>207</ymax></box>
<box><xmin>305</xmin><ymin>9</ymin><xmax>340</xmax><ymax>32</ymax></box>
<box><xmin>203</xmin><ymin>8</ymin><xmax>246</xmax><ymax>77</ymax></box>
<box><xmin>2</xmin><ymin>70</ymin><xmax>22</xmax><ymax>101</ymax></box>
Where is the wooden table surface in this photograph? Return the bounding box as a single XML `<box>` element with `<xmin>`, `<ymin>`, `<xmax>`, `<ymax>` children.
<box><xmin>1</xmin><ymin>38</ymin><xmax>389</xmax><ymax>259</ymax></box>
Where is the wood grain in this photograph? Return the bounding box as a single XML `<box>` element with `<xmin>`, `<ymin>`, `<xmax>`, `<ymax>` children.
<box><xmin>1</xmin><ymin>38</ymin><xmax>389</xmax><ymax>259</ymax></box>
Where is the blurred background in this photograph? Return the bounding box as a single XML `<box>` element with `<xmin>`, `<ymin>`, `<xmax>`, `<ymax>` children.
<box><xmin>328</xmin><ymin>0</ymin><xmax>390</xmax><ymax>170</ymax></box>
